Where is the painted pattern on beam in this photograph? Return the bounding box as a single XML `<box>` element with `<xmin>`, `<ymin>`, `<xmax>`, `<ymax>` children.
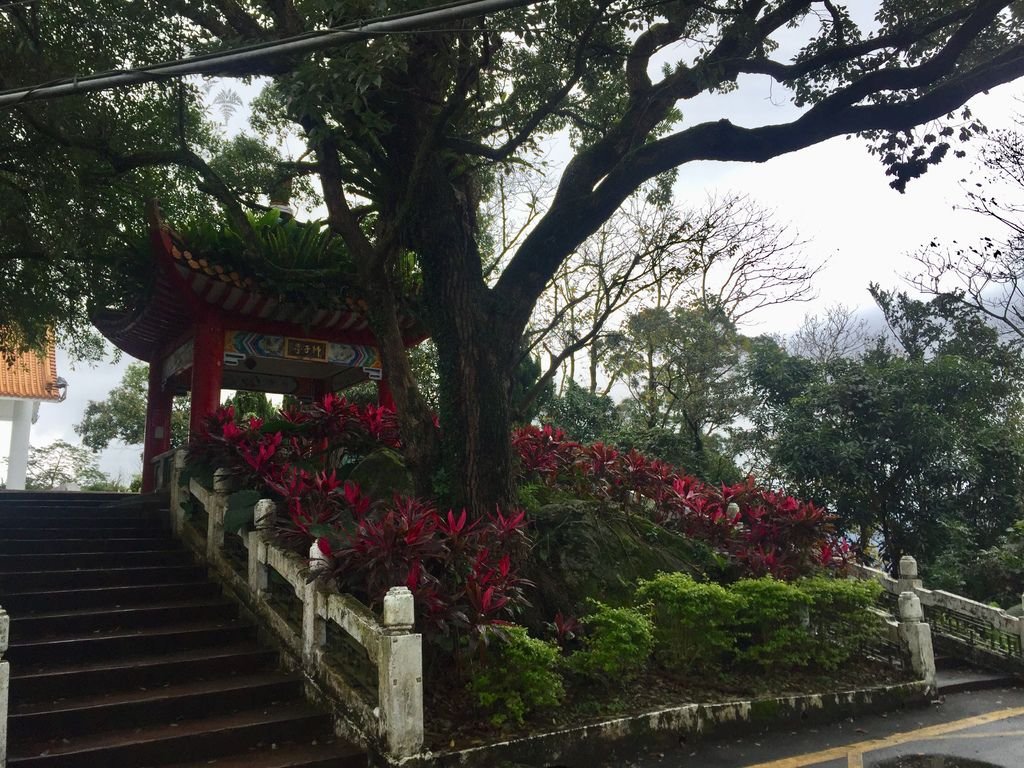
<box><xmin>223</xmin><ymin>331</ymin><xmax>381</xmax><ymax>371</ymax></box>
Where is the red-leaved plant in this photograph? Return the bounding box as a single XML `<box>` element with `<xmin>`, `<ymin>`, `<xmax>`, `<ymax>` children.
<box><xmin>511</xmin><ymin>424</ymin><xmax>848</xmax><ymax>579</ymax></box>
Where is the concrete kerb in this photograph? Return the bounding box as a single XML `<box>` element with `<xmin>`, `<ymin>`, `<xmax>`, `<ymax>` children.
<box><xmin>389</xmin><ymin>681</ymin><xmax>931</xmax><ymax>768</ymax></box>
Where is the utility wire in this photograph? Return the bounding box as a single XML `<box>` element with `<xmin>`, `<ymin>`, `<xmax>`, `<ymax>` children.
<box><xmin>0</xmin><ymin>0</ymin><xmax>547</xmax><ymax>108</ymax></box>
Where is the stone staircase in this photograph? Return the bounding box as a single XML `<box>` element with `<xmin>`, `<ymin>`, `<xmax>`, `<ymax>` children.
<box><xmin>0</xmin><ymin>490</ymin><xmax>366</xmax><ymax>768</ymax></box>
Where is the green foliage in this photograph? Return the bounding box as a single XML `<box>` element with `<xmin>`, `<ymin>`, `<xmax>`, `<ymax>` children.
<box><xmin>520</xmin><ymin>501</ymin><xmax>719</xmax><ymax>630</ymax></box>
<box><xmin>635</xmin><ymin>572</ymin><xmax>743</xmax><ymax>672</ymax></box>
<box><xmin>540</xmin><ymin>380</ymin><xmax>619</xmax><ymax>443</ymax></box>
<box><xmin>75</xmin><ymin>363</ymin><xmax>189</xmax><ymax>452</ymax></box>
<box><xmin>515</xmin><ymin>482</ymin><xmax>576</xmax><ymax>515</ymax></box>
<box><xmin>346</xmin><ymin>448</ymin><xmax>414</xmax><ymax>501</ymax></box>
<box><xmin>18</xmin><ymin>440</ymin><xmax>108</xmax><ymax>490</ymax></box>
<box><xmin>223</xmin><ymin>391</ymin><xmax>277</xmax><ymax>423</ymax></box>
<box><xmin>468</xmin><ymin>626</ymin><xmax>564</xmax><ymax>727</ymax></box>
<box><xmin>568</xmin><ymin>602</ymin><xmax>654</xmax><ymax>684</ymax></box>
<box><xmin>932</xmin><ymin>520</ymin><xmax>1024</xmax><ymax>608</ymax></box>
<box><xmin>748</xmin><ymin>293</ymin><xmax>1024</xmax><ymax>569</ymax></box>
<box><xmin>179</xmin><ymin>209</ymin><xmax>363</xmax><ymax>304</ymax></box>
<box><xmin>797</xmin><ymin>577</ymin><xmax>883</xmax><ymax>671</ymax></box>
<box><xmin>607</xmin><ymin>304</ymin><xmax>751</xmax><ymax>482</ymax></box>
<box><xmin>729</xmin><ymin>578</ymin><xmax>813</xmax><ymax>671</ymax></box>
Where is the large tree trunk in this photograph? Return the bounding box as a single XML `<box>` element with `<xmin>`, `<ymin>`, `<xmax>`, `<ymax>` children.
<box><xmin>412</xmin><ymin>188</ymin><xmax>519</xmax><ymax>513</ymax></box>
<box><xmin>432</xmin><ymin>299</ymin><xmax>518</xmax><ymax>513</ymax></box>
<box><xmin>365</xmin><ymin>276</ymin><xmax>440</xmax><ymax>498</ymax></box>
<box><xmin>400</xmin><ymin>156</ymin><xmax>519</xmax><ymax>512</ymax></box>
<box><xmin>380</xmin><ymin>33</ymin><xmax>523</xmax><ymax>514</ymax></box>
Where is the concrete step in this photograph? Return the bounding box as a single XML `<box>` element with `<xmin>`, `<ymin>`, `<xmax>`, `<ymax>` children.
<box><xmin>7</xmin><ymin>703</ymin><xmax>334</xmax><ymax>767</ymax></box>
<box><xmin>9</xmin><ymin>672</ymin><xmax>305</xmax><ymax>741</ymax></box>
<box><xmin>0</xmin><ymin>564</ymin><xmax>206</xmax><ymax>590</ymax></box>
<box><xmin>0</xmin><ymin>536</ymin><xmax>176</xmax><ymax>554</ymax></box>
<box><xmin>10</xmin><ymin>598</ymin><xmax>237</xmax><ymax>639</ymax></box>
<box><xmin>1</xmin><ymin>490</ymin><xmax>363</xmax><ymax>768</ymax></box>
<box><xmin>10</xmin><ymin>643</ymin><xmax>279</xmax><ymax>701</ymax></box>
<box><xmin>6</xmin><ymin>619</ymin><xmax>256</xmax><ymax>666</ymax></box>
<box><xmin>0</xmin><ymin>549</ymin><xmax>193</xmax><ymax>571</ymax></box>
<box><xmin>2</xmin><ymin>581</ymin><xmax>221</xmax><ymax>613</ymax></box>
<box><xmin>936</xmin><ymin>666</ymin><xmax>1021</xmax><ymax>695</ymax></box>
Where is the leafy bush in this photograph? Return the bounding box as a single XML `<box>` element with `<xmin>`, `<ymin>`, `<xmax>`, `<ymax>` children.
<box><xmin>468</xmin><ymin>626</ymin><xmax>564</xmax><ymax>726</ymax></box>
<box><xmin>635</xmin><ymin>572</ymin><xmax>743</xmax><ymax>672</ymax></box>
<box><xmin>512</xmin><ymin>424</ymin><xmax>849</xmax><ymax>580</ymax></box>
<box><xmin>797</xmin><ymin>576</ymin><xmax>883</xmax><ymax>670</ymax></box>
<box><xmin>729</xmin><ymin>578</ymin><xmax>813</xmax><ymax>670</ymax></box>
<box><xmin>568</xmin><ymin>602</ymin><xmax>654</xmax><ymax>683</ymax></box>
<box><xmin>187</xmin><ymin>396</ymin><xmax>531</xmax><ymax>663</ymax></box>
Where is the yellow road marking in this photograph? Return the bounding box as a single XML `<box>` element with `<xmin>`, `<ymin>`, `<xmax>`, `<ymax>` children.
<box><xmin>741</xmin><ymin>705</ymin><xmax>1024</xmax><ymax>768</ymax></box>
<box><xmin>931</xmin><ymin>729</ymin><xmax>1024</xmax><ymax>740</ymax></box>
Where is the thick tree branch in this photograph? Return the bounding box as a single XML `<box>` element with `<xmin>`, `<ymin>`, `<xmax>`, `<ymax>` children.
<box><xmin>495</xmin><ymin>37</ymin><xmax>1024</xmax><ymax>339</ymax></box>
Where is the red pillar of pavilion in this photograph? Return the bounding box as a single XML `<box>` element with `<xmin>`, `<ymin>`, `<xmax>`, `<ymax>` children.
<box><xmin>190</xmin><ymin>313</ymin><xmax>225</xmax><ymax>439</ymax></box>
<box><xmin>377</xmin><ymin>378</ymin><xmax>396</xmax><ymax>410</ymax></box>
<box><xmin>141</xmin><ymin>359</ymin><xmax>174</xmax><ymax>493</ymax></box>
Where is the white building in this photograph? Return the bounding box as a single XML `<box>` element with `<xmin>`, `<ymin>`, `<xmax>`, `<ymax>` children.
<box><xmin>0</xmin><ymin>345</ymin><xmax>64</xmax><ymax>489</ymax></box>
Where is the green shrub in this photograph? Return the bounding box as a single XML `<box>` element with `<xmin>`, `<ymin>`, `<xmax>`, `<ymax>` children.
<box><xmin>729</xmin><ymin>577</ymin><xmax>813</xmax><ymax>670</ymax></box>
<box><xmin>468</xmin><ymin>626</ymin><xmax>564</xmax><ymax>726</ymax></box>
<box><xmin>798</xmin><ymin>576</ymin><xmax>883</xmax><ymax>670</ymax></box>
<box><xmin>568</xmin><ymin>601</ymin><xmax>654</xmax><ymax>683</ymax></box>
<box><xmin>635</xmin><ymin>572</ymin><xmax>743</xmax><ymax>672</ymax></box>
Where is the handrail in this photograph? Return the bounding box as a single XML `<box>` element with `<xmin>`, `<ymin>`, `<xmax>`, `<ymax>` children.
<box><xmin>852</xmin><ymin>555</ymin><xmax>1024</xmax><ymax>668</ymax></box>
<box><xmin>171</xmin><ymin>454</ymin><xmax>423</xmax><ymax>759</ymax></box>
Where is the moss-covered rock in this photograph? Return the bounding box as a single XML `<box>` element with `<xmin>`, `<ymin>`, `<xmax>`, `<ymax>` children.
<box><xmin>347</xmin><ymin>448</ymin><xmax>414</xmax><ymax>500</ymax></box>
<box><xmin>520</xmin><ymin>501</ymin><xmax>723</xmax><ymax>629</ymax></box>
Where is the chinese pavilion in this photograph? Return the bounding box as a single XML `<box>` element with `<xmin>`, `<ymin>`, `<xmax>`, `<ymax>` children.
<box><xmin>0</xmin><ymin>343</ymin><xmax>66</xmax><ymax>489</ymax></box>
<box><xmin>92</xmin><ymin>202</ymin><xmax>424</xmax><ymax>492</ymax></box>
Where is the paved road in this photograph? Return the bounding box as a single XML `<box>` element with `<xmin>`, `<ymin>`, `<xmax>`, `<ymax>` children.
<box><xmin>634</xmin><ymin>687</ymin><xmax>1024</xmax><ymax>768</ymax></box>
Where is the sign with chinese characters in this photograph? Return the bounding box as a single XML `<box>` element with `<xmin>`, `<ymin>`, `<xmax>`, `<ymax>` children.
<box><xmin>223</xmin><ymin>331</ymin><xmax>381</xmax><ymax>371</ymax></box>
<box><xmin>284</xmin><ymin>337</ymin><xmax>328</xmax><ymax>362</ymax></box>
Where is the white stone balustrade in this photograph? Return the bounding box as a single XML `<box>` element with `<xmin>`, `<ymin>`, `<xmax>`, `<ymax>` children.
<box><xmin>173</xmin><ymin>452</ymin><xmax>424</xmax><ymax>759</ymax></box>
<box><xmin>897</xmin><ymin>591</ymin><xmax>936</xmax><ymax>693</ymax></box>
<box><xmin>1</xmin><ymin>607</ymin><xmax>9</xmax><ymax>768</ymax></box>
<box><xmin>853</xmin><ymin>554</ymin><xmax>1024</xmax><ymax>682</ymax></box>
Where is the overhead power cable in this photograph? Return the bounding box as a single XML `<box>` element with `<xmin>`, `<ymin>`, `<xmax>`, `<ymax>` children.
<box><xmin>0</xmin><ymin>0</ymin><xmax>547</xmax><ymax>108</ymax></box>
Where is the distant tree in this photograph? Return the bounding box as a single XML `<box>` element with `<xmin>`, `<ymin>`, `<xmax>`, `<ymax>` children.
<box><xmin>912</xmin><ymin>118</ymin><xmax>1024</xmax><ymax>338</ymax></box>
<box><xmin>223</xmin><ymin>390</ymin><xmax>277</xmax><ymax>422</ymax></box>
<box><xmin>606</xmin><ymin>304</ymin><xmax>751</xmax><ymax>479</ymax></box>
<box><xmin>539</xmin><ymin>379</ymin><xmax>619</xmax><ymax>443</ymax></box>
<box><xmin>75</xmin><ymin>363</ymin><xmax>189</xmax><ymax>451</ymax></box>
<box><xmin>525</xmin><ymin>191</ymin><xmax>816</xmax><ymax>407</ymax></box>
<box><xmin>23</xmin><ymin>440</ymin><xmax>108</xmax><ymax>490</ymax></box>
<box><xmin>788</xmin><ymin>304</ymin><xmax>872</xmax><ymax>365</ymax></box>
<box><xmin>749</xmin><ymin>292</ymin><xmax>1024</xmax><ymax>570</ymax></box>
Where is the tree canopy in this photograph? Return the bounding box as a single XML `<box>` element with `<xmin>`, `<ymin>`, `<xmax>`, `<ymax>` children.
<box><xmin>5</xmin><ymin>0</ymin><xmax>1024</xmax><ymax>511</ymax></box>
<box><xmin>746</xmin><ymin>291</ymin><xmax>1024</xmax><ymax>569</ymax></box>
<box><xmin>75</xmin><ymin>362</ymin><xmax>190</xmax><ymax>451</ymax></box>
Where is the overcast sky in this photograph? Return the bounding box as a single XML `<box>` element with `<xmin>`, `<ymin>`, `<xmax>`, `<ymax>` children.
<box><xmin>4</xmin><ymin>53</ymin><xmax>1023</xmax><ymax>485</ymax></box>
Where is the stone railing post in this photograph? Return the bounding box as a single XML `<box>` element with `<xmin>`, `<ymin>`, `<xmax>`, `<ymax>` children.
<box><xmin>302</xmin><ymin>543</ymin><xmax>328</xmax><ymax>664</ymax></box>
<box><xmin>169</xmin><ymin>450</ymin><xmax>187</xmax><ymax>535</ymax></box>
<box><xmin>302</xmin><ymin>582</ymin><xmax>327</xmax><ymax>664</ymax></box>
<box><xmin>898</xmin><ymin>590</ymin><xmax>936</xmax><ymax>693</ymax></box>
<box><xmin>247</xmin><ymin>500</ymin><xmax>276</xmax><ymax>594</ymax></box>
<box><xmin>898</xmin><ymin>555</ymin><xmax>923</xmax><ymax>594</ymax></box>
<box><xmin>1020</xmin><ymin>593</ymin><xmax>1024</xmax><ymax>658</ymax></box>
<box><xmin>208</xmin><ymin>468</ymin><xmax>230</xmax><ymax>559</ymax></box>
<box><xmin>379</xmin><ymin>586</ymin><xmax>424</xmax><ymax>758</ymax></box>
<box><xmin>1</xmin><ymin>607</ymin><xmax>9</xmax><ymax>767</ymax></box>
